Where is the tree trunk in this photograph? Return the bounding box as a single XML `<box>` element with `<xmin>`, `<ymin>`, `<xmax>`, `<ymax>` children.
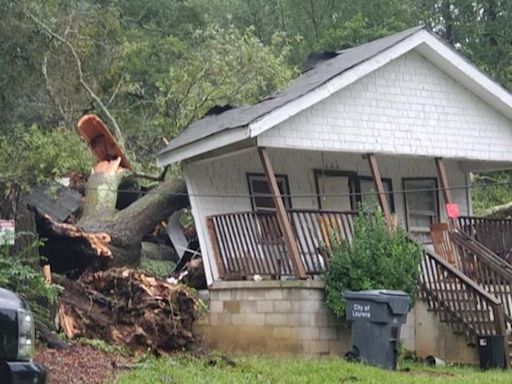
<box><xmin>79</xmin><ymin>171</ymin><xmax>188</xmax><ymax>268</ymax></box>
<box><xmin>37</xmin><ymin>163</ymin><xmax>188</xmax><ymax>276</ymax></box>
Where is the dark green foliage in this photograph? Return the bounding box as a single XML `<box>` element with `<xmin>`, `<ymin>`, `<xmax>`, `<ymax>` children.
<box><xmin>0</xmin><ymin>239</ymin><xmax>58</xmax><ymax>327</ymax></box>
<box><xmin>0</xmin><ymin>125</ymin><xmax>93</xmax><ymax>189</ymax></box>
<box><xmin>2</xmin><ymin>0</ymin><xmax>512</xmax><ymax>202</ymax></box>
<box><xmin>324</xmin><ymin>207</ymin><xmax>422</xmax><ymax>318</ymax></box>
<box><xmin>471</xmin><ymin>171</ymin><xmax>512</xmax><ymax>215</ymax></box>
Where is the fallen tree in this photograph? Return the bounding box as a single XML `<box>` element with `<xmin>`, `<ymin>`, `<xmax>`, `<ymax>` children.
<box><xmin>481</xmin><ymin>200</ymin><xmax>512</xmax><ymax>218</ymax></box>
<box><xmin>57</xmin><ymin>268</ymin><xmax>198</xmax><ymax>353</ymax></box>
<box><xmin>36</xmin><ymin>115</ymin><xmax>191</xmax><ymax>276</ymax></box>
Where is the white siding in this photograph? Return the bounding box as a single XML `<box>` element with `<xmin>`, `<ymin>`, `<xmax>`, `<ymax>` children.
<box><xmin>184</xmin><ymin>148</ymin><xmax>469</xmax><ymax>282</ymax></box>
<box><xmin>258</xmin><ymin>51</ymin><xmax>512</xmax><ymax>161</ymax></box>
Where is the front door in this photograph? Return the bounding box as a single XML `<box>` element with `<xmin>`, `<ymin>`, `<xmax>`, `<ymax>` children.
<box><xmin>316</xmin><ymin>174</ymin><xmax>353</xmax><ymax>211</ymax></box>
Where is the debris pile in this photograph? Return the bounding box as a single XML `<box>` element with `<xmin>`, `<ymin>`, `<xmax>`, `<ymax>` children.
<box><xmin>58</xmin><ymin>268</ymin><xmax>198</xmax><ymax>353</ymax></box>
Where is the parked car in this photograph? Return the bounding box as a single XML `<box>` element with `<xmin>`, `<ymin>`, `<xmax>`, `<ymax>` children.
<box><xmin>0</xmin><ymin>288</ymin><xmax>47</xmax><ymax>384</ymax></box>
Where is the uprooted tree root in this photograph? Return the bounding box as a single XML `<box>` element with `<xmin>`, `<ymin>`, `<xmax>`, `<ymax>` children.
<box><xmin>58</xmin><ymin>268</ymin><xmax>199</xmax><ymax>354</ymax></box>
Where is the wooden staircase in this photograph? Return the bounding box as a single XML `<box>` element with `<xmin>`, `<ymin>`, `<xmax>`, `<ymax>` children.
<box><xmin>420</xmin><ymin>238</ymin><xmax>511</xmax><ymax>367</ymax></box>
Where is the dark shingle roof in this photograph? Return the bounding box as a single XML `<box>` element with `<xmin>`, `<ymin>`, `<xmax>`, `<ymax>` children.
<box><xmin>24</xmin><ymin>182</ymin><xmax>82</xmax><ymax>222</ymax></box>
<box><xmin>157</xmin><ymin>25</ymin><xmax>425</xmax><ymax>157</ymax></box>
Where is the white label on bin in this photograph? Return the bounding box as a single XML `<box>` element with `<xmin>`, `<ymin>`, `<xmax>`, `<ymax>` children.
<box><xmin>352</xmin><ymin>304</ymin><xmax>371</xmax><ymax>318</ymax></box>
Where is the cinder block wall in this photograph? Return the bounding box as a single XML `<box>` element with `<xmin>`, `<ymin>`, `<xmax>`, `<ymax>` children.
<box><xmin>196</xmin><ymin>281</ymin><xmax>416</xmax><ymax>356</ymax></box>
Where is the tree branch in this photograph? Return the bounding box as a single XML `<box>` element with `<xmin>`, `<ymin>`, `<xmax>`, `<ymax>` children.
<box><xmin>23</xmin><ymin>7</ymin><xmax>126</xmax><ymax>147</ymax></box>
<box><xmin>42</xmin><ymin>50</ymin><xmax>67</xmax><ymax>123</ymax></box>
<box><xmin>106</xmin><ymin>72</ymin><xmax>125</xmax><ymax>107</ymax></box>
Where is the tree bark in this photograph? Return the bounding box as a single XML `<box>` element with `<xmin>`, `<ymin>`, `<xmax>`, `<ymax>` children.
<box><xmin>36</xmin><ymin>163</ymin><xmax>188</xmax><ymax>276</ymax></box>
<box><xmin>77</xmin><ymin>172</ymin><xmax>188</xmax><ymax>268</ymax></box>
<box><xmin>481</xmin><ymin>201</ymin><xmax>512</xmax><ymax>218</ymax></box>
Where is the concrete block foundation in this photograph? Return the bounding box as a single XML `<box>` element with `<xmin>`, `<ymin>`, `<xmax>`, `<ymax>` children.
<box><xmin>195</xmin><ymin>281</ymin><xmax>477</xmax><ymax>363</ymax></box>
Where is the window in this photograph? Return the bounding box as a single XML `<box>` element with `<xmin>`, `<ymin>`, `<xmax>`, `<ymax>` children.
<box><xmin>247</xmin><ymin>173</ymin><xmax>291</xmax><ymax>211</ymax></box>
<box><xmin>403</xmin><ymin>178</ymin><xmax>439</xmax><ymax>234</ymax></box>
<box><xmin>314</xmin><ymin>170</ymin><xmax>395</xmax><ymax>212</ymax></box>
<box><xmin>357</xmin><ymin>177</ymin><xmax>395</xmax><ymax>212</ymax></box>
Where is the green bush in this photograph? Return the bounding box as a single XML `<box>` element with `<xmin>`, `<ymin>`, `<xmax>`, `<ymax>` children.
<box><xmin>324</xmin><ymin>206</ymin><xmax>422</xmax><ymax>318</ymax></box>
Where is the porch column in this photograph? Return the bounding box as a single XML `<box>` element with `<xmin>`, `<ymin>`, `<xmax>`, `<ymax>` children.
<box><xmin>258</xmin><ymin>147</ymin><xmax>306</xmax><ymax>279</ymax></box>
<box><xmin>435</xmin><ymin>157</ymin><xmax>458</xmax><ymax>229</ymax></box>
<box><xmin>367</xmin><ymin>153</ymin><xmax>393</xmax><ymax>228</ymax></box>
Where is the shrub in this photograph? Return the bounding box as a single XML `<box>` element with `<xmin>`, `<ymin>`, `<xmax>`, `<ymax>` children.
<box><xmin>324</xmin><ymin>206</ymin><xmax>422</xmax><ymax>318</ymax></box>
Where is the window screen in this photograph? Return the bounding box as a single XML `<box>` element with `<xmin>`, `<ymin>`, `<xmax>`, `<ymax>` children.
<box><xmin>403</xmin><ymin>178</ymin><xmax>439</xmax><ymax>233</ymax></box>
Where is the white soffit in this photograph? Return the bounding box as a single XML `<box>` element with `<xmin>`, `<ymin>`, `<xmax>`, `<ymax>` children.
<box><xmin>156</xmin><ymin>127</ymin><xmax>249</xmax><ymax>166</ymax></box>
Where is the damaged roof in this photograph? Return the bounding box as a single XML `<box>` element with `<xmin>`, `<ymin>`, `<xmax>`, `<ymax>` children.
<box><xmin>24</xmin><ymin>182</ymin><xmax>82</xmax><ymax>222</ymax></box>
<box><xmin>157</xmin><ymin>26</ymin><xmax>424</xmax><ymax>157</ymax></box>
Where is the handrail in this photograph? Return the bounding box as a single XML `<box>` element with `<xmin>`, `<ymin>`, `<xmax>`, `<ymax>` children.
<box><xmin>459</xmin><ymin>216</ymin><xmax>512</xmax><ymax>223</ymax></box>
<box><xmin>422</xmin><ymin>247</ymin><xmax>502</xmax><ymax>306</ymax></box>
<box><xmin>420</xmin><ymin>248</ymin><xmax>508</xmax><ymax>364</ymax></box>
<box><xmin>458</xmin><ymin>216</ymin><xmax>512</xmax><ymax>262</ymax></box>
<box><xmin>450</xmin><ymin>231</ymin><xmax>512</xmax><ymax>327</ymax></box>
<box><xmin>451</xmin><ymin>231</ymin><xmax>512</xmax><ymax>273</ymax></box>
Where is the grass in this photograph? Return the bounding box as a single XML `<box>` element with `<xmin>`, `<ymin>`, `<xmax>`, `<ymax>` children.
<box><xmin>139</xmin><ymin>257</ymin><xmax>174</xmax><ymax>278</ymax></box>
<box><xmin>113</xmin><ymin>354</ymin><xmax>512</xmax><ymax>384</ymax></box>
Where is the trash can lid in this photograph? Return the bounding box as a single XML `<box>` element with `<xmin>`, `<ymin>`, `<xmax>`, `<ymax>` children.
<box><xmin>343</xmin><ymin>289</ymin><xmax>411</xmax><ymax>315</ymax></box>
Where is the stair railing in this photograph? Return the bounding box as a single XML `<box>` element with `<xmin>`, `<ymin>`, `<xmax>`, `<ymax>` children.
<box><xmin>420</xmin><ymin>248</ymin><xmax>509</xmax><ymax>367</ymax></box>
<box><xmin>450</xmin><ymin>230</ymin><xmax>512</xmax><ymax>328</ymax></box>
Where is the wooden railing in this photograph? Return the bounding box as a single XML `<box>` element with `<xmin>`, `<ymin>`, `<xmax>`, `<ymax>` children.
<box><xmin>420</xmin><ymin>248</ymin><xmax>508</xmax><ymax>353</ymax></box>
<box><xmin>207</xmin><ymin>210</ymin><xmax>357</xmax><ymax>279</ymax></box>
<box><xmin>450</xmin><ymin>231</ymin><xmax>512</xmax><ymax>329</ymax></box>
<box><xmin>288</xmin><ymin>210</ymin><xmax>356</xmax><ymax>273</ymax></box>
<box><xmin>458</xmin><ymin>216</ymin><xmax>512</xmax><ymax>263</ymax></box>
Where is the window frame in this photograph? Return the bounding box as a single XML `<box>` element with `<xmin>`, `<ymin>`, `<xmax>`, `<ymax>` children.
<box><xmin>402</xmin><ymin>177</ymin><xmax>440</xmax><ymax>233</ymax></box>
<box><xmin>313</xmin><ymin>170</ymin><xmax>395</xmax><ymax>212</ymax></box>
<box><xmin>313</xmin><ymin>169</ymin><xmax>358</xmax><ymax>211</ymax></box>
<box><xmin>355</xmin><ymin>176</ymin><xmax>395</xmax><ymax>213</ymax></box>
<box><xmin>246</xmin><ymin>173</ymin><xmax>292</xmax><ymax>212</ymax></box>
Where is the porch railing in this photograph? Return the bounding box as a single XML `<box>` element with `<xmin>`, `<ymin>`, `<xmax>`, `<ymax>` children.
<box><xmin>207</xmin><ymin>210</ymin><xmax>357</xmax><ymax>279</ymax></box>
<box><xmin>458</xmin><ymin>216</ymin><xmax>512</xmax><ymax>263</ymax></box>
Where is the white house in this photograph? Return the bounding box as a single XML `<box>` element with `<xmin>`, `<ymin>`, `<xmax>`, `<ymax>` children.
<box><xmin>156</xmin><ymin>26</ymin><xmax>512</xmax><ymax>359</ymax></box>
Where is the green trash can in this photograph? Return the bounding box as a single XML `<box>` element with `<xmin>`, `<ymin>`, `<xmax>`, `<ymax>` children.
<box><xmin>343</xmin><ymin>290</ymin><xmax>411</xmax><ymax>370</ymax></box>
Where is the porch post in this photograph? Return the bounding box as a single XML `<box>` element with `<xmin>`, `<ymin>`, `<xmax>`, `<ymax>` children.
<box><xmin>367</xmin><ymin>153</ymin><xmax>393</xmax><ymax>228</ymax></box>
<box><xmin>435</xmin><ymin>157</ymin><xmax>457</xmax><ymax>228</ymax></box>
<box><xmin>258</xmin><ymin>147</ymin><xmax>306</xmax><ymax>279</ymax></box>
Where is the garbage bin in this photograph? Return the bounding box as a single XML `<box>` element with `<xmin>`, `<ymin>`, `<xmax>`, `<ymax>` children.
<box><xmin>343</xmin><ymin>289</ymin><xmax>411</xmax><ymax>370</ymax></box>
<box><xmin>477</xmin><ymin>335</ymin><xmax>506</xmax><ymax>370</ymax></box>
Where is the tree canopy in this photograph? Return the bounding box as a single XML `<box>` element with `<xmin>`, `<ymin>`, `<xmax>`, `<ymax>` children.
<box><xmin>2</xmin><ymin>0</ymin><xmax>512</xmax><ymax>191</ymax></box>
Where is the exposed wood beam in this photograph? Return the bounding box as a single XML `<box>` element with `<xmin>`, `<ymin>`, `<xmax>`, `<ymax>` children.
<box><xmin>435</xmin><ymin>157</ymin><xmax>457</xmax><ymax>228</ymax></box>
<box><xmin>435</xmin><ymin>157</ymin><xmax>453</xmax><ymax>203</ymax></box>
<box><xmin>367</xmin><ymin>153</ymin><xmax>393</xmax><ymax>228</ymax></box>
<box><xmin>258</xmin><ymin>147</ymin><xmax>306</xmax><ymax>279</ymax></box>
<box><xmin>206</xmin><ymin>217</ymin><xmax>226</xmax><ymax>279</ymax></box>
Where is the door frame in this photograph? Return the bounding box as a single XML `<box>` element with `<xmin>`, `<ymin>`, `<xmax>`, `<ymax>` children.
<box><xmin>313</xmin><ymin>169</ymin><xmax>358</xmax><ymax>211</ymax></box>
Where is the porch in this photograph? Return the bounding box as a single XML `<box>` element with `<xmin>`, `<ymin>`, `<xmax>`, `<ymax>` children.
<box><xmin>207</xmin><ymin>208</ymin><xmax>512</xmax><ymax>280</ymax></box>
<box><xmin>191</xmin><ymin>144</ymin><xmax>512</xmax><ymax>281</ymax></box>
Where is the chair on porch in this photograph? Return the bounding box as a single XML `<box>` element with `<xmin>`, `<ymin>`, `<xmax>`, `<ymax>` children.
<box><xmin>430</xmin><ymin>223</ymin><xmax>458</xmax><ymax>268</ymax></box>
<box><xmin>430</xmin><ymin>222</ymin><xmax>479</xmax><ymax>279</ymax></box>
